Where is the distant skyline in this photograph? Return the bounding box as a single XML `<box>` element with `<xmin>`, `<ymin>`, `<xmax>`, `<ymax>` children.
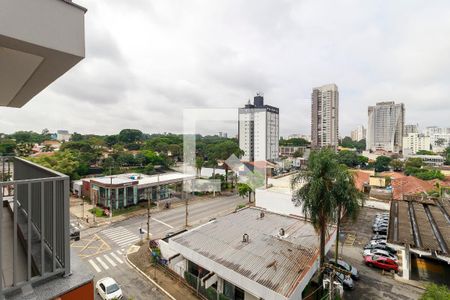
<box><xmin>1</xmin><ymin>1</ymin><xmax>450</xmax><ymax>137</ymax></box>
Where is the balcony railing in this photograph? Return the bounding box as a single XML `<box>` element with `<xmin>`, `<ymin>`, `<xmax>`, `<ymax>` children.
<box><xmin>0</xmin><ymin>157</ymin><xmax>70</xmax><ymax>298</ymax></box>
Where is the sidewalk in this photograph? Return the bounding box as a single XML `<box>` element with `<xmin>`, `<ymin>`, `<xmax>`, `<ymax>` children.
<box><xmin>127</xmin><ymin>245</ymin><xmax>201</xmax><ymax>300</ymax></box>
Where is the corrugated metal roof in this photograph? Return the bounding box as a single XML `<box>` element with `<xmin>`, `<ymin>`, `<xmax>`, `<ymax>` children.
<box><xmin>171</xmin><ymin>208</ymin><xmax>327</xmax><ymax>298</ymax></box>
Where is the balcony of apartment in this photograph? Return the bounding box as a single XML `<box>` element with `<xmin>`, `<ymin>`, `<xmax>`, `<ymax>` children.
<box><xmin>0</xmin><ymin>157</ymin><xmax>71</xmax><ymax>298</ymax></box>
<box><xmin>0</xmin><ymin>0</ymin><xmax>86</xmax><ymax>108</ymax></box>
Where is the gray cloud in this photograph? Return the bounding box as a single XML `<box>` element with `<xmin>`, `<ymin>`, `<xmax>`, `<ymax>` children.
<box><xmin>1</xmin><ymin>0</ymin><xmax>449</xmax><ymax>137</ymax></box>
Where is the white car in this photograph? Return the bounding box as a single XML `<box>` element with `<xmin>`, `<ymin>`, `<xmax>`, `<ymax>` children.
<box><xmin>363</xmin><ymin>249</ymin><xmax>398</xmax><ymax>261</ymax></box>
<box><xmin>96</xmin><ymin>277</ymin><xmax>123</xmax><ymax>300</ymax></box>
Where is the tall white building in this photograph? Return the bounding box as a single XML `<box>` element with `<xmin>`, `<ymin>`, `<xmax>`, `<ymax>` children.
<box><xmin>405</xmin><ymin>124</ymin><xmax>419</xmax><ymax>135</ymax></box>
<box><xmin>238</xmin><ymin>94</ymin><xmax>279</xmax><ymax>162</ymax></box>
<box><xmin>56</xmin><ymin>130</ymin><xmax>72</xmax><ymax>142</ymax></box>
<box><xmin>402</xmin><ymin>133</ymin><xmax>431</xmax><ymax>155</ymax></box>
<box><xmin>424</xmin><ymin>126</ymin><xmax>450</xmax><ymax>152</ymax></box>
<box><xmin>351</xmin><ymin>125</ymin><xmax>366</xmax><ymax>141</ymax></box>
<box><xmin>311</xmin><ymin>84</ymin><xmax>339</xmax><ymax>149</ymax></box>
<box><xmin>367</xmin><ymin>101</ymin><xmax>405</xmax><ymax>153</ymax></box>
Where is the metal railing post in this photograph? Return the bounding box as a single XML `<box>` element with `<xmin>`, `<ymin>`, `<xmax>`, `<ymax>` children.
<box><xmin>13</xmin><ymin>184</ymin><xmax>18</xmax><ymax>286</ymax></box>
<box><xmin>41</xmin><ymin>182</ymin><xmax>45</xmax><ymax>276</ymax></box>
<box><xmin>0</xmin><ymin>183</ymin><xmax>3</xmax><ymax>298</ymax></box>
<box><xmin>63</xmin><ymin>178</ymin><xmax>71</xmax><ymax>276</ymax></box>
<box><xmin>52</xmin><ymin>181</ymin><xmax>56</xmax><ymax>272</ymax></box>
<box><xmin>27</xmin><ymin>183</ymin><xmax>32</xmax><ymax>281</ymax></box>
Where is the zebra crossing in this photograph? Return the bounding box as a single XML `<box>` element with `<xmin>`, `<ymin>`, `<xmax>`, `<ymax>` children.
<box><xmin>100</xmin><ymin>226</ymin><xmax>140</xmax><ymax>248</ymax></box>
<box><xmin>88</xmin><ymin>249</ymin><xmax>125</xmax><ymax>273</ymax></box>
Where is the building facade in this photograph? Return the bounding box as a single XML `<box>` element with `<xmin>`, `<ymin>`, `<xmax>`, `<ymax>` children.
<box><xmin>238</xmin><ymin>94</ymin><xmax>279</xmax><ymax>162</ymax></box>
<box><xmin>402</xmin><ymin>133</ymin><xmax>431</xmax><ymax>155</ymax></box>
<box><xmin>366</xmin><ymin>101</ymin><xmax>405</xmax><ymax>153</ymax></box>
<box><xmin>424</xmin><ymin>126</ymin><xmax>450</xmax><ymax>152</ymax></box>
<box><xmin>56</xmin><ymin>130</ymin><xmax>72</xmax><ymax>142</ymax></box>
<box><xmin>351</xmin><ymin>125</ymin><xmax>366</xmax><ymax>141</ymax></box>
<box><xmin>311</xmin><ymin>84</ymin><xmax>339</xmax><ymax>149</ymax></box>
<box><xmin>404</xmin><ymin>124</ymin><xmax>419</xmax><ymax>135</ymax></box>
<box><xmin>403</xmin><ymin>133</ymin><xmax>431</xmax><ymax>155</ymax></box>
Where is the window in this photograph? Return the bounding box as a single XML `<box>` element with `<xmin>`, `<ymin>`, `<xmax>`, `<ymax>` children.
<box><xmin>100</xmin><ymin>283</ymin><xmax>106</xmax><ymax>292</ymax></box>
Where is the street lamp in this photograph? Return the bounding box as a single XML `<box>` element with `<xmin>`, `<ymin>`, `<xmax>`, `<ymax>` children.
<box><xmin>146</xmin><ymin>187</ymin><xmax>151</xmax><ymax>240</ymax></box>
<box><xmin>109</xmin><ymin>176</ymin><xmax>114</xmax><ymax>223</ymax></box>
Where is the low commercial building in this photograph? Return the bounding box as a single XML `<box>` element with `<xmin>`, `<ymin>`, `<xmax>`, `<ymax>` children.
<box><xmin>166</xmin><ymin>207</ymin><xmax>336</xmax><ymax>300</ymax></box>
<box><xmin>407</xmin><ymin>154</ymin><xmax>445</xmax><ymax>167</ymax></box>
<box><xmin>387</xmin><ymin>195</ymin><xmax>450</xmax><ymax>281</ymax></box>
<box><xmin>80</xmin><ymin>172</ymin><xmax>195</xmax><ymax>209</ymax></box>
<box><xmin>279</xmin><ymin>146</ymin><xmax>307</xmax><ymax>157</ymax></box>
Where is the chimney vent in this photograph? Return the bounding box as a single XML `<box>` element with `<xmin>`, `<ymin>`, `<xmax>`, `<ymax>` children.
<box><xmin>242</xmin><ymin>233</ymin><xmax>249</xmax><ymax>243</ymax></box>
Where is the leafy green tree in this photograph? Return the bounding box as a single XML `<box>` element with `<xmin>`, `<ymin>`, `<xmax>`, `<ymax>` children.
<box><xmin>357</xmin><ymin>155</ymin><xmax>369</xmax><ymax>168</ymax></box>
<box><xmin>444</xmin><ymin>147</ymin><xmax>450</xmax><ymax>165</ymax></box>
<box><xmin>118</xmin><ymin>129</ymin><xmax>143</xmax><ymax>144</ymax></box>
<box><xmin>29</xmin><ymin>151</ymin><xmax>81</xmax><ymax>179</ymax></box>
<box><xmin>374</xmin><ymin>156</ymin><xmax>391</xmax><ymax>172</ymax></box>
<box><xmin>16</xmin><ymin>143</ymin><xmax>33</xmax><ymax>157</ymax></box>
<box><xmin>143</xmin><ymin>163</ymin><xmax>155</xmax><ymax>175</ymax></box>
<box><xmin>292</xmin><ymin>149</ymin><xmax>304</xmax><ymax>158</ymax></box>
<box><xmin>105</xmin><ymin>135</ymin><xmax>119</xmax><ymax>147</ymax></box>
<box><xmin>279</xmin><ymin>138</ymin><xmax>310</xmax><ymax>147</ymax></box>
<box><xmin>337</xmin><ymin>150</ymin><xmax>359</xmax><ymax>167</ymax></box>
<box><xmin>389</xmin><ymin>159</ymin><xmax>404</xmax><ymax>171</ymax></box>
<box><xmin>291</xmin><ymin>149</ymin><xmax>360</xmax><ymax>297</ymax></box>
<box><xmin>195</xmin><ymin>156</ymin><xmax>204</xmax><ymax>177</ymax></box>
<box><xmin>339</xmin><ymin>137</ymin><xmax>366</xmax><ymax>152</ymax></box>
<box><xmin>420</xmin><ymin>283</ymin><xmax>450</xmax><ymax>300</ymax></box>
<box><xmin>416</xmin><ymin>150</ymin><xmax>435</xmax><ymax>155</ymax></box>
<box><xmin>237</xmin><ymin>183</ymin><xmax>253</xmax><ymax>203</ymax></box>
<box><xmin>0</xmin><ymin>139</ymin><xmax>16</xmax><ymax>155</ymax></box>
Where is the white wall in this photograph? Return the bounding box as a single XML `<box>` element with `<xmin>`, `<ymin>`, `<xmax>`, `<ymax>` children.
<box><xmin>159</xmin><ymin>239</ymin><xmax>179</xmax><ymax>260</ymax></box>
<box><xmin>200</xmin><ymin>167</ymin><xmax>226</xmax><ymax>178</ymax></box>
<box><xmin>255</xmin><ymin>188</ymin><xmax>304</xmax><ymax>217</ymax></box>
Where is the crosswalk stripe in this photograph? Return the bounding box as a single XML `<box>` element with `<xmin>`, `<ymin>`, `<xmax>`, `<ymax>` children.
<box><xmin>110</xmin><ymin>252</ymin><xmax>123</xmax><ymax>264</ymax></box>
<box><xmin>96</xmin><ymin>257</ymin><xmax>109</xmax><ymax>270</ymax></box>
<box><xmin>117</xmin><ymin>250</ymin><xmax>123</xmax><ymax>255</ymax></box>
<box><xmin>113</xmin><ymin>236</ymin><xmax>139</xmax><ymax>245</ymax></box>
<box><xmin>103</xmin><ymin>254</ymin><xmax>117</xmax><ymax>267</ymax></box>
<box><xmin>88</xmin><ymin>259</ymin><xmax>101</xmax><ymax>273</ymax></box>
<box><xmin>108</xmin><ymin>233</ymin><xmax>138</xmax><ymax>242</ymax></box>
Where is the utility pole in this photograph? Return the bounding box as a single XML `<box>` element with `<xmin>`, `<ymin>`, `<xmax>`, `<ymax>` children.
<box><xmin>147</xmin><ymin>187</ymin><xmax>151</xmax><ymax>240</ymax></box>
<box><xmin>109</xmin><ymin>176</ymin><xmax>113</xmax><ymax>223</ymax></box>
<box><xmin>184</xmin><ymin>181</ymin><xmax>189</xmax><ymax>228</ymax></box>
<box><xmin>322</xmin><ymin>263</ymin><xmax>351</xmax><ymax>300</ymax></box>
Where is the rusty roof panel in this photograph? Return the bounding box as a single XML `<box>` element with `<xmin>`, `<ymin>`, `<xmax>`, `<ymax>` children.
<box><xmin>171</xmin><ymin>208</ymin><xmax>329</xmax><ymax>298</ymax></box>
<box><xmin>397</xmin><ymin>201</ymin><xmax>414</xmax><ymax>245</ymax></box>
<box><xmin>428</xmin><ymin>205</ymin><xmax>450</xmax><ymax>253</ymax></box>
<box><xmin>413</xmin><ymin>203</ymin><xmax>439</xmax><ymax>251</ymax></box>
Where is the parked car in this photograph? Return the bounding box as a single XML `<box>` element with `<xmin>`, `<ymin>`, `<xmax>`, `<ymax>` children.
<box><xmin>324</xmin><ymin>267</ymin><xmax>354</xmax><ymax>290</ymax></box>
<box><xmin>96</xmin><ymin>277</ymin><xmax>123</xmax><ymax>300</ymax></box>
<box><xmin>328</xmin><ymin>259</ymin><xmax>359</xmax><ymax>280</ymax></box>
<box><xmin>364</xmin><ymin>243</ymin><xmax>396</xmax><ymax>254</ymax></box>
<box><xmin>363</xmin><ymin>249</ymin><xmax>397</xmax><ymax>261</ymax></box>
<box><xmin>70</xmin><ymin>224</ymin><xmax>80</xmax><ymax>241</ymax></box>
<box><xmin>364</xmin><ymin>255</ymin><xmax>398</xmax><ymax>272</ymax></box>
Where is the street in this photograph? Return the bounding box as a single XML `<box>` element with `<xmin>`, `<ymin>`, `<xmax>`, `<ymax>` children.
<box><xmin>70</xmin><ymin>194</ymin><xmax>246</xmax><ymax>300</ymax></box>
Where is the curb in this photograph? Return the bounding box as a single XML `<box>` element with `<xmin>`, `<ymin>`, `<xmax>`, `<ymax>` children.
<box><xmin>126</xmin><ymin>249</ymin><xmax>176</xmax><ymax>300</ymax></box>
<box><xmin>394</xmin><ymin>274</ymin><xmax>426</xmax><ymax>290</ymax></box>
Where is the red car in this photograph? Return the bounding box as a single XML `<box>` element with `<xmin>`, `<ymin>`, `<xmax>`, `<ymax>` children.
<box><xmin>364</xmin><ymin>255</ymin><xmax>398</xmax><ymax>272</ymax></box>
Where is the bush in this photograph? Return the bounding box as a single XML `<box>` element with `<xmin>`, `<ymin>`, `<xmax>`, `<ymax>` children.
<box><xmin>420</xmin><ymin>283</ymin><xmax>450</xmax><ymax>300</ymax></box>
<box><xmin>89</xmin><ymin>207</ymin><xmax>105</xmax><ymax>217</ymax></box>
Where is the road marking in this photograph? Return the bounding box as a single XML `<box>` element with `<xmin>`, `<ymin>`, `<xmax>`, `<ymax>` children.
<box><xmin>101</xmin><ymin>226</ymin><xmax>140</xmax><ymax>247</ymax></box>
<box><xmin>110</xmin><ymin>252</ymin><xmax>123</xmax><ymax>264</ymax></box>
<box><xmin>152</xmin><ymin>217</ymin><xmax>174</xmax><ymax>229</ymax></box>
<box><xmin>117</xmin><ymin>250</ymin><xmax>123</xmax><ymax>255</ymax></box>
<box><xmin>88</xmin><ymin>259</ymin><xmax>101</xmax><ymax>273</ymax></box>
<box><xmin>103</xmin><ymin>254</ymin><xmax>117</xmax><ymax>267</ymax></box>
<box><xmin>96</xmin><ymin>257</ymin><xmax>109</xmax><ymax>270</ymax></box>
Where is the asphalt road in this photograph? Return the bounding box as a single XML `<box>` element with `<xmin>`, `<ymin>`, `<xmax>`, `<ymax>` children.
<box><xmin>71</xmin><ymin>194</ymin><xmax>246</xmax><ymax>300</ymax></box>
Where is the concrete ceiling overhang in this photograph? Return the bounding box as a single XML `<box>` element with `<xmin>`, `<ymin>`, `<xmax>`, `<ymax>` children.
<box><xmin>0</xmin><ymin>0</ymin><xmax>86</xmax><ymax>108</ymax></box>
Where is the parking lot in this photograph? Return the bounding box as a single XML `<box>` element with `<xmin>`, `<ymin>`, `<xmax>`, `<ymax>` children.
<box><xmin>331</xmin><ymin>205</ymin><xmax>424</xmax><ymax>300</ymax></box>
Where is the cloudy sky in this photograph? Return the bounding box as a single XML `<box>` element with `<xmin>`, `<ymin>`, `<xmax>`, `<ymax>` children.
<box><xmin>1</xmin><ymin>0</ymin><xmax>450</xmax><ymax>137</ymax></box>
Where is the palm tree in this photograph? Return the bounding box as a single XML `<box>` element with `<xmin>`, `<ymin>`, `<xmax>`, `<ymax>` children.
<box><xmin>332</xmin><ymin>166</ymin><xmax>361</xmax><ymax>262</ymax></box>
<box><xmin>195</xmin><ymin>156</ymin><xmax>204</xmax><ymax>177</ymax></box>
<box><xmin>291</xmin><ymin>148</ymin><xmax>359</xmax><ymax>295</ymax></box>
